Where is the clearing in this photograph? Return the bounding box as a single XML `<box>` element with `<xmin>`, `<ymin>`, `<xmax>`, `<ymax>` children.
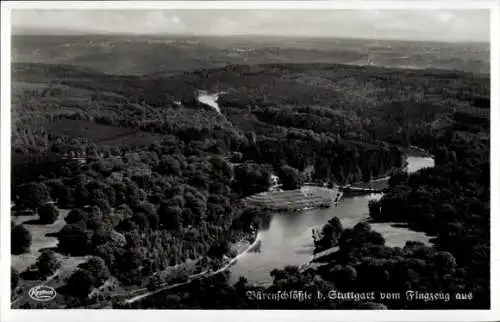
<box><xmin>11</xmin><ymin>208</ymin><xmax>88</xmax><ymax>279</ymax></box>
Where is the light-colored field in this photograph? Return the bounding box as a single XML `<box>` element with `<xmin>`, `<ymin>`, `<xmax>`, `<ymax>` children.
<box><xmin>369</xmin><ymin>223</ymin><xmax>432</xmax><ymax>247</ymax></box>
<box><xmin>11</xmin><ymin>209</ymin><xmax>68</xmax><ymax>272</ymax></box>
<box><xmin>11</xmin><ymin>208</ymin><xmax>90</xmax><ymax>308</ymax></box>
<box><xmin>11</xmin><ymin>208</ymin><xmax>87</xmax><ymax>275</ymax></box>
<box><xmin>244</xmin><ymin>186</ymin><xmax>339</xmax><ymax>211</ymax></box>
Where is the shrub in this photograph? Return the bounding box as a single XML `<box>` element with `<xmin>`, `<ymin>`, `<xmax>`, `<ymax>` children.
<box><xmin>36</xmin><ymin>250</ymin><xmax>61</xmax><ymax>279</ymax></box>
<box><xmin>38</xmin><ymin>203</ymin><xmax>59</xmax><ymax>224</ymax></box>
<box><xmin>66</xmin><ymin>269</ymin><xmax>95</xmax><ymax>299</ymax></box>
<box><xmin>11</xmin><ymin>224</ymin><xmax>32</xmax><ymax>254</ymax></box>
<box><xmin>11</xmin><ymin>267</ymin><xmax>19</xmax><ymax>290</ymax></box>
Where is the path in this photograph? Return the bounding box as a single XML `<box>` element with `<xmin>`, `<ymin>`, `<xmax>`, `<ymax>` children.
<box><xmin>123</xmin><ymin>233</ymin><xmax>262</xmax><ymax>304</ymax></box>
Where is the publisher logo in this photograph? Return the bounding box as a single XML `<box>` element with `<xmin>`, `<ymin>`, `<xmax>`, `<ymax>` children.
<box><xmin>28</xmin><ymin>286</ymin><xmax>56</xmax><ymax>301</ymax></box>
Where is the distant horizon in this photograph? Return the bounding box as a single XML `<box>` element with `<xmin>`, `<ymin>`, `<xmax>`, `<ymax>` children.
<box><xmin>11</xmin><ymin>9</ymin><xmax>490</xmax><ymax>43</ymax></box>
<box><xmin>11</xmin><ymin>28</ymin><xmax>491</xmax><ymax>45</ymax></box>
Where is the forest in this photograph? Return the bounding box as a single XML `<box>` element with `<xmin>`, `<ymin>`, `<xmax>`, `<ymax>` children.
<box><xmin>10</xmin><ymin>59</ymin><xmax>490</xmax><ymax>309</ymax></box>
<box><xmin>126</xmin><ymin>102</ymin><xmax>490</xmax><ymax>310</ymax></box>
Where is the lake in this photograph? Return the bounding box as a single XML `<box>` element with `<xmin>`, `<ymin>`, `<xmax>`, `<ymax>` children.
<box><xmin>228</xmin><ymin>156</ymin><xmax>435</xmax><ymax>285</ymax></box>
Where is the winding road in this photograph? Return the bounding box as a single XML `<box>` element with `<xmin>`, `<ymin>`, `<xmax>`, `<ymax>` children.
<box><xmin>123</xmin><ymin>233</ymin><xmax>262</xmax><ymax>304</ymax></box>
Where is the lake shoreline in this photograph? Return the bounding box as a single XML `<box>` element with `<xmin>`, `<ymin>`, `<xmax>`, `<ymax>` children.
<box><xmin>227</xmin><ymin>156</ymin><xmax>435</xmax><ymax>285</ymax></box>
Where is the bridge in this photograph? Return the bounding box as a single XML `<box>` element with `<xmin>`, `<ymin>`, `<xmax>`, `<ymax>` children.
<box><xmin>340</xmin><ymin>185</ymin><xmax>384</xmax><ymax>194</ymax></box>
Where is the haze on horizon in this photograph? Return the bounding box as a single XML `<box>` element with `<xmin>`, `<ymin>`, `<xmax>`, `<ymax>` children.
<box><xmin>11</xmin><ymin>9</ymin><xmax>490</xmax><ymax>43</ymax></box>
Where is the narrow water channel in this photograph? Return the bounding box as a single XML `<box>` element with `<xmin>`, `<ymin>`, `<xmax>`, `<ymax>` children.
<box><xmin>197</xmin><ymin>90</ymin><xmax>222</xmax><ymax>114</ymax></box>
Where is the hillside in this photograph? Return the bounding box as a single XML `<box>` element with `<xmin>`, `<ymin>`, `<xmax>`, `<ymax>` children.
<box><xmin>12</xmin><ymin>60</ymin><xmax>489</xmax><ymax>161</ymax></box>
<box><xmin>10</xmin><ymin>35</ymin><xmax>490</xmax><ymax>309</ymax></box>
<box><xmin>12</xmin><ymin>35</ymin><xmax>490</xmax><ymax>75</ymax></box>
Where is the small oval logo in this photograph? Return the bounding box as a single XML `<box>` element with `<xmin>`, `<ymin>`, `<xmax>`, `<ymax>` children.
<box><xmin>28</xmin><ymin>286</ymin><xmax>56</xmax><ymax>301</ymax></box>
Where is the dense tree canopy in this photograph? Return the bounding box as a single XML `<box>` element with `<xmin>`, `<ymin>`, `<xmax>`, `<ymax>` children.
<box><xmin>11</xmin><ymin>224</ymin><xmax>32</xmax><ymax>255</ymax></box>
<box><xmin>11</xmin><ymin>59</ymin><xmax>489</xmax><ymax>309</ymax></box>
<box><xmin>15</xmin><ymin>182</ymin><xmax>50</xmax><ymax>210</ymax></box>
<box><xmin>232</xmin><ymin>162</ymin><xmax>272</xmax><ymax>196</ymax></box>
<box><xmin>38</xmin><ymin>203</ymin><xmax>59</xmax><ymax>224</ymax></box>
<box><xmin>11</xmin><ymin>267</ymin><xmax>19</xmax><ymax>290</ymax></box>
<box><xmin>66</xmin><ymin>269</ymin><xmax>95</xmax><ymax>299</ymax></box>
<box><xmin>277</xmin><ymin>165</ymin><xmax>303</xmax><ymax>190</ymax></box>
<box><xmin>36</xmin><ymin>250</ymin><xmax>61</xmax><ymax>279</ymax></box>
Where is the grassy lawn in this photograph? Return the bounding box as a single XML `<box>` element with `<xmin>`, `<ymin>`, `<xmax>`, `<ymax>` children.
<box><xmin>11</xmin><ymin>208</ymin><xmax>89</xmax><ymax>308</ymax></box>
<box><xmin>11</xmin><ymin>209</ymin><xmax>69</xmax><ymax>273</ymax></box>
<box><xmin>244</xmin><ymin>186</ymin><xmax>337</xmax><ymax>210</ymax></box>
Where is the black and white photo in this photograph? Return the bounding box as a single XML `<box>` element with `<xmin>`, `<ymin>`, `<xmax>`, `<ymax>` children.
<box><xmin>1</xmin><ymin>1</ymin><xmax>498</xmax><ymax>321</ymax></box>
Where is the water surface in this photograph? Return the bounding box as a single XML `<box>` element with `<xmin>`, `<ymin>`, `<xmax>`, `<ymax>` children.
<box><xmin>229</xmin><ymin>156</ymin><xmax>435</xmax><ymax>285</ymax></box>
<box><xmin>197</xmin><ymin>91</ymin><xmax>221</xmax><ymax>114</ymax></box>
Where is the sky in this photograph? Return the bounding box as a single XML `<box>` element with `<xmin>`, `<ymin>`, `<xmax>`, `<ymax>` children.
<box><xmin>11</xmin><ymin>9</ymin><xmax>490</xmax><ymax>42</ymax></box>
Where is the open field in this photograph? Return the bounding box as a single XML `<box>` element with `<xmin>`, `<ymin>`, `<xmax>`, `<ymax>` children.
<box><xmin>11</xmin><ymin>208</ymin><xmax>90</xmax><ymax>308</ymax></box>
<box><xmin>42</xmin><ymin>119</ymin><xmax>163</xmax><ymax>147</ymax></box>
<box><xmin>11</xmin><ymin>209</ymin><xmax>70</xmax><ymax>273</ymax></box>
<box><xmin>45</xmin><ymin>119</ymin><xmax>137</xmax><ymax>141</ymax></box>
<box><xmin>244</xmin><ymin>186</ymin><xmax>339</xmax><ymax>211</ymax></box>
<box><xmin>11</xmin><ymin>208</ymin><xmax>90</xmax><ymax>285</ymax></box>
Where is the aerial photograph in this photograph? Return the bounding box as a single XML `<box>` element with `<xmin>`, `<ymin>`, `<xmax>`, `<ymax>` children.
<box><xmin>7</xmin><ymin>6</ymin><xmax>491</xmax><ymax>311</ymax></box>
